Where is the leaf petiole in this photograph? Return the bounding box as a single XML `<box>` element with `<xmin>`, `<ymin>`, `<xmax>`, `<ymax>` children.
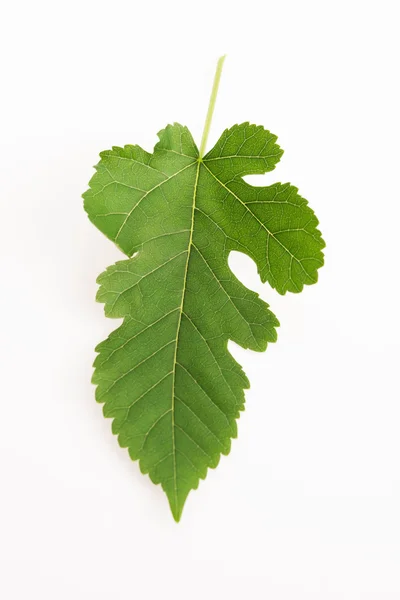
<box><xmin>199</xmin><ymin>55</ymin><xmax>226</xmax><ymax>159</ymax></box>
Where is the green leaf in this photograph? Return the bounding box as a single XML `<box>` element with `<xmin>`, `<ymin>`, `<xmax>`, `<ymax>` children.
<box><xmin>83</xmin><ymin>59</ymin><xmax>324</xmax><ymax>521</ymax></box>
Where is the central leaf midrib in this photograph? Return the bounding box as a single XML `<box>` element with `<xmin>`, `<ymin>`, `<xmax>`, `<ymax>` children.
<box><xmin>170</xmin><ymin>159</ymin><xmax>202</xmax><ymax>512</ymax></box>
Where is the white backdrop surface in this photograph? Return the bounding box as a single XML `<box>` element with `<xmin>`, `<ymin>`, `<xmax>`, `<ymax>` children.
<box><xmin>1</xmin><ymin>1</ymin><xmax>400</xmax><ymax>598</ymax></box>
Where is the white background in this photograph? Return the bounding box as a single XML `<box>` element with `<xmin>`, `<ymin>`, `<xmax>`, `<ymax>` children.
<box><xmin>1</xmin><ymin>1</ymin><xmax>399</xmax><ymax>598</ymax></box>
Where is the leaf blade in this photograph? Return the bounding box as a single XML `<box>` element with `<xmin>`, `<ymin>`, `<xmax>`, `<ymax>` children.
<box><xmin>84</xmin><ymin>121</ymin><xmax>323</xmax><ymax>520</ymax></box>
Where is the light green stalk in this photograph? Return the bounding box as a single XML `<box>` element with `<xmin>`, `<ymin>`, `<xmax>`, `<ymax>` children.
<box><xmin>199</xmin><ymin>55</ymin><xmax>226</xmax><ymax>159</ymax></box>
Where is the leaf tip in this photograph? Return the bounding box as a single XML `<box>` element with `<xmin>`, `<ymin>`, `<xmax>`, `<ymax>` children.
<box><xmin>172</xmin><ymin>509</ymin><xmax>182</xmax><ymax>523</ymax></box>
<box><xmin>168</xmin><ymin>496</ymin><xmax>184</xmax><ymax>523</ymax></box>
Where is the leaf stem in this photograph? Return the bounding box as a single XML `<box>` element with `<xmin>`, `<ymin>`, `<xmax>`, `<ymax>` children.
<box><xmin>199</xmin><ymin>55</ymin><xmax>226</xmax><ymax>159</ymax></box>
